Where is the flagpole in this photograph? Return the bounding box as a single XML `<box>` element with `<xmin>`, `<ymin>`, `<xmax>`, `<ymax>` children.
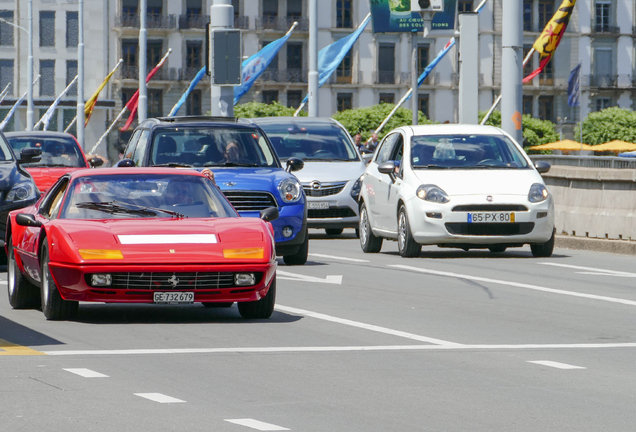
<box><xmin>34</xmin><ymin>75</ymin><xmax>79</xmax><ymax>130</ymax></box>
<box><xmin>0</xmin><ymin>75</ymin><xmax>40</xmax><ymax>131</ymax></box>
<box><xmin>0</xmin><ymin>83</ymin><xmax>11</xmax><ymax>105</ymax></box>
<box><xmin>579</xmin><ymin>58</ymin><xmax>583</xmax><ymax>154</ymax></box>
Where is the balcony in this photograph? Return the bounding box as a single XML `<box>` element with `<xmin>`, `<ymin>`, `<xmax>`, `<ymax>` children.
<box><xmin>119</xmin><ymin>65</ymin><xmax>179</xmax><ymax>81</ymax></box>
<box><xmin>538</xmin><ymin>73</ymin><xmax>554</xmax><ymax>86</ymax></box>
<box><xmin>335</xmin><ymin>18</ymin><xmax>353</xmax><ymax>29</ymax></box>
<box><xmin>256</xmin><ymin>16</ymin><xmax>309</xmax><ymax>31</ymax></box>
<box><xmin>256</xmin><ymin>69</ymin><xmax>308</xmax><ymax>83</ymax></box>
<box><xmin>591</xmin><ymin>24</ymin><xmax>620</xmax><ymax>35</ymax></box>
<box><xmin>586</xmin><ymin>74</ymin><xmax>618</xmax><ymax>87</ymax></box>
<box><xmin>180</xmin><ymin>67</ymin><xmax>211</xmax><ymax>82</ymax></box>
<box><xmin>373</xmin><ymin>72</ymin><xmax>410</xmax><ymax>85</ymax></box>
<box><xmin>115</xmin><ymin>13</ymin><xmax>177</xmax><ymax>29</ymax></box>
<box><xmin>327</xmin><ymin>70</ymin><xmax>365</xmax><ymax>85</ymax></box>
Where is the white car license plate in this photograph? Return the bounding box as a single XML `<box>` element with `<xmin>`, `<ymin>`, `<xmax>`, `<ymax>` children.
<box><xmin>468</xmin><ymin>212</ymin><xmax>515</xmax><ymax>223</ymax></box>
<box><xmin>153</xmin><ymin>292</ymin><xmax>194</xmax><ymax>304</ymax></box>
<box><xmin>308</xmin><ymin>201</ymin><xmax>329</xmax><ymax>210</ymax></box>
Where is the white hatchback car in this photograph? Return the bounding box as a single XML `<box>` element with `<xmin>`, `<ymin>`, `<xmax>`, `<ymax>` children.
<box><xmin>359</xmin><ymin>124</ymin><xmax>555</xmax><ymax>257</ymax></box>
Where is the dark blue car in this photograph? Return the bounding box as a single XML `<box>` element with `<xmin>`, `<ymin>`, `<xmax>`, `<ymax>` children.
<box><xmin>121</xmin><ymin>117</ymin><xmax>308</xmax><ymax>265</ymax></box>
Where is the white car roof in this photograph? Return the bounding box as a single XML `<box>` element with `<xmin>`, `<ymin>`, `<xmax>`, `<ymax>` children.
<box><xmin>403</xmin><ymin>124</ymin><xmax>507</xmax><ymax>137</ymax></box>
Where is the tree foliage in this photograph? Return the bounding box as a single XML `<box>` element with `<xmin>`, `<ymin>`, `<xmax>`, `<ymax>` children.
<box><xmin>577</xmin><ymin>107</ymin><xmax>636</xmax><ymax>145</ymax></box>
<box><xmin>333</xmin><ymin>103</ymin><xmax>432</xmax><ymax>141</ymax></box>
<box><xmin>233</xmin><ymin>101</ymin><xmax>307</xmax><ymax>118</ymax></box>
<box><xmin>478</xmin><ymin>110</ymin><xmax>559</xmax><ymax>148</ymax></box>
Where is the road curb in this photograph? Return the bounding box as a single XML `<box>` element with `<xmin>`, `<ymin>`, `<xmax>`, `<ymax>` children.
<box><xmin>556</xmin><ymin>235</ymin><xmax>636</xmax><ymax>256</ymax></box>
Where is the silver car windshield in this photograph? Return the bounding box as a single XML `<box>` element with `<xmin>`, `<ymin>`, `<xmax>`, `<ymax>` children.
<box><xmin>410</xmin><ymin>134</ymin><xmax>530</xmax><ymax>170</ymax></box>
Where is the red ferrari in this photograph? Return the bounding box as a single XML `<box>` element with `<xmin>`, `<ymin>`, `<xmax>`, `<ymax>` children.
<box><xmin>5</xmin><ymin>168</ymin><xmax>278</xmax><ymax>320</ymax></box>
<box><xmin>4</xmin><ymin>131</ymin><xmax>104</xmax><ymax>192</ymax></box>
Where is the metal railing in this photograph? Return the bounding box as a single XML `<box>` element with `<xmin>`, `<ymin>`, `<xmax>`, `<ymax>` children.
<box><xmin>256</xmin><ymin>16</ymin><xmax>309</xmax><ymax>31</ymax></box>
<box><xmin>586</xmin><ymin>74</ymin><xmax>618</xmax><ymax>87</ymax></box>
<box><xmin>256</xmin><ymin>68</ymin><xmax>308</xmax><ymax>83</ymax></box>
<box><xmin>529</xmin><ymin>155</ymin><xmax>636</xmax><ymax>169</ymax></box>
<box><xmin>119</xmin><ymin>65</ymin><xmax>179</xmax><ymax>81</ymax></box>
<box><xmin>373</xmin><ymin>71</ymin><xmax>411</xmax><ymax>85</ymax></box>
<box><xmin>115</xmin><ymin>13</ymin><xmax>177</xmax><ymax>29</ymax></box>
<box><xmin>178</xmin><ymin>14</ymin><xmax>249</xmax><ymax>30</ymax></box>
<box><xmin>591</xmin><ymin>24</ymin><xmax>621</xmax><ymax>34</ymax></box>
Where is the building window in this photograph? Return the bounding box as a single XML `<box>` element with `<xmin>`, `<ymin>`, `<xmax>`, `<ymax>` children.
<box><xmin>379</xmin><ymin>93</ymin><xmax>395</xmax><ymax>104</ymax></box>
<box><xmin>185</xmin><ymin>40</ymin><xmax>202</xmax><ymax>79</ymax></box>
<box><xmin>458</xmin><ymin>1</ymin><xmax>473</xmax><ymax>13</ymax></box>
<box><xmin>262</xmin><ymin>90</ymin><xmax>279</xmax><ymax>104</ymax></box>
<box><xmin>147</xmin><ymin>40</ymin><xmax>163</xmax><ymax>69</ymax></box>
<box><xmin>147</xmin><ymin>0</ymin><xmax>163</xmax><ymax>15</ymax></box>
<box><xmin>148</xmin><ymin>89</ymin><xmax>163</xmax><ymax>118</ymax></box>
<box><xmin>595</xmin><ymin>1</ymin><xmax>611</xmax><ymax>32</ymax></box>
<box><xmin>66</xmin><ymin>60</ymin><xmax>78</xmax><ymax>96</ymax></box>
<box><xmin>40</xmin><ymin>60</ymin><xmax>55</xmax><ymax>96</ymax></box>
<box><xmin>336</xmin><ymin>0</ymin><xmax>352</xmax><ymax>28</ymax></box>
<box><xmin>186</xmin><ymin>0</ymin><xmax>202</xmax><ymax>16</ymax></box>
<box><xmin>538</xmin><ymin>95</ymin><xmax>554</xmax><ymax>122</ymax></box>
<box><xmin>287</xmin><ymin>42</ymin><xmax>304</xmax><ymax>82</ymax></box>
<box><xmin>378</xmin><ymin>43</ymin><xmax>395</xmax><ymax>84</ymax></box>
<box><xmin>595</xmin><ymin>97</ymin><xmax>612</xmax><ymax>111</ymax></box>
<box><xmin>287</xmin><ymin>90</ymin><xmax>302</xmax><ymax>108</ymax></box>
<box><xmin>122</xmin><ymin>88</ymin><xmax>137</xmax><ymax>107</ymax></box>
<box><xmin>523</xmin><ymin>44</ymin><xmax>533</xmax><ymax>79</ymax></box>
<box><xmin>593</xmin><ymin>47</ymin><xmax>613</xmax><ymax>86</ymax></box>
<box><xmin>336</xmin><ymin>51</ymin><xmax>352</xmax><ymax>83</ymax></box>
<box><xmin>418</xmin><ymin>44</ymin><xmax>429</xmax><ymax>76</ymax></box>
<box><xmin>522</xmin><ymin>95</ymin><xmax>533</xmax><ymax>115</ymax></box>
<box><xmin>231</xmin><ymin>0</ymin><xmax>239</xmax><ymax>16</ymax></box>
<box><xmin>538</xmin><ymin>1</ymin><xmax>554</xmax><ymax>30</ymax></box>
<box><xmin>186</xmin><ymin>89</ymin><xmax>201</xmax><ymax>115</ymax></box>
<box><xmin>418</xmin><ymin>94</ymin><xmax>429</xmax><ymax>119</ymax></box>
<box><xmin>0</xmin><ymin>11</ymin><xmax>14</xmax><ymax>47</ymax></box>
<box><xmin>523</xmin><ymin>0</ymin><xmax>533</xmax><ymax>31</ymax></box>
<box><xmin>40</xmin><ymin>11</ymin><xmax>55</xmax><ymax>47</ymax></box>
<box><xmin>66</xmin><ymin>11</ymin><xmax>78</xmax><ymax>47</ymax></box>
<box><xmin>122</xmin><ymin>0</ymin><xmax>137</xmax><ymax>15</ymax></box>
<box><xmin>122</xmin><ymin>39</ymin><xmax>137</xmax><ymax>79</ymax></box>
<box><xmin>0</xmin><ymin>59</ymin><xmax>13</xmax><ymax>97</ymax></box>
<box><xmin>263</xmin><ymin>0</ymin><xmax>278</xmax><ymax>18</ymax></box>
<box><xmin>539</xmin><ymin>59</ymin><xmax>553</xmax><ymax>85</ymax></box>
<box><xmin>337</xmin><ymin>93</ymin><xmax>353</xmax><ymax>111</ymax></box>
<box><xmin>63</xmin><ymin>109</ymin><xmax>76</xmax><ymax>136</ymax></box>
<box><xmin>287</xmin><ymin>0</ymin><xmax>302</xmax><ymax>19</ymax></box>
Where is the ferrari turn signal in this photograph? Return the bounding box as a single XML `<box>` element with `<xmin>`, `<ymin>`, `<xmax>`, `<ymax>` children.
<box><xmin>79</xmin><ymin>249</ymin><xmax>124</xmax><ymax>260</ymax></box>
<box><xmin>223</xmin><ymin>248</ymin><xmax>264</xmax><ymax>259</ymax></box>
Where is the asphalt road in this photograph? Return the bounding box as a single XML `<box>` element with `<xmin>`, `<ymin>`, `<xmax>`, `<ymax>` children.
<box><xmin>2</xmin><ymin>230</ymin><xmax>636</xmax><ymax>431</ymax></box>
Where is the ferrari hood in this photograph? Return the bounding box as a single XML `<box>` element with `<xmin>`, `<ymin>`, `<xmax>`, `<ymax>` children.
<box><xmin>26</xmin><ymin>167</ymin><xmax>82</xmax><ymax>192</ymax></box>
<box><xmin>412</xmin><ymin>169</ymin><xmax>544</xmax><ymax>196</ymax></box>
<box><xmin>292</xmin><ymin>161</ymin><xmax>365</xmax><ymax>184</ymax></box>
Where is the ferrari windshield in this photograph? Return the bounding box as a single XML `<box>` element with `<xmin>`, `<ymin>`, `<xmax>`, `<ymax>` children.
<box><xmin>410</xmin><ymin>134</ymin><xmax>530</xmax><ymax>169</ymax></box>
<box><xmin>149</xmin><ymin>127</ymin><xmax>279</xmax><ymax>168</ymax></box>
<box><xmin>256</xmin><ymin>122</ymin><xmax>360</xmax><ymax>162</ymax></box>
<box><xmin>60</xmin><ymin>174</ymin><xmax>237</xmax><ymax>219</ymax></box>
<box><xmin>6</xmin><ymin>136</ymin><xmax>86</xmax><ymax>167</ymax></box>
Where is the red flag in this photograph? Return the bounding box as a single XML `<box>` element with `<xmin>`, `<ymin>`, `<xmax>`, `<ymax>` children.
<box><xmin>121</xmin><ymin>50</ymin><xmax>171</xmax><ymax>131</ymax></box>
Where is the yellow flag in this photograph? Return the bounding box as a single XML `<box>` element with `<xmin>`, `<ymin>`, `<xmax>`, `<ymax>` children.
<box><xmin>84</xmin><ymin>63</ymin><xmax>120</xmax><ymax>126</ymax></box>
<box><xmin>532</xmin><ymin>0</ymin><xmax>576</xmax><ymax>59</ymax></box>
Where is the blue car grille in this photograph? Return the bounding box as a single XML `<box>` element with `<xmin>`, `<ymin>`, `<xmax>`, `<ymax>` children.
<box><xmin>221</xmin><ymin>191</ymin><xmax>278</xmax><ymax>211</ymax></box>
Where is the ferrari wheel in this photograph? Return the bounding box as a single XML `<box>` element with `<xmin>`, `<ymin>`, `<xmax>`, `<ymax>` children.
<box><xmin>238</xmin><ymin>277</ymin><xmax>276</xmax><ymax>319</ymax></box>
<box><xmin>359</xmin><ymin>203</ymin><xmax>382</xmax><ymax>253</ymax></box>
<box><xmin>397</xmin><ymin>206</ymin><xmax>421</xmax><ymax>258</ymax></box>
<box><xmin>41</xmin><ymin>242</ymin><xmax>78</xmax><ymax>321</ymax></box>
<box><xmin>202</xmin><ymin>302</ymin><xmax>233</xmax><ymax>308</ymax></box>
<box><xmin>7</xmin><ymin>241</ymin><xmax>40</xmax><ymax>309</ymax></box>
<box><xmin>283</xmin><ymin>229</ymin><xmax>308</xmax><ymax>265</ymax></box>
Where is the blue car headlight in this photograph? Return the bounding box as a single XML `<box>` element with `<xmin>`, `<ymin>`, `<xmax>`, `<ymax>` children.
<box><xmin>528</xmin><ymin>183</ymin><xmax>549</xmax><ymax>203</ymax></box>
<box><xmin>6</xmin><ymin>182</ymin><xmax>36</xmax><ymax>202</ymax></box>
<box><xmin>416</xmin><ymin>184</ymin><xmax>450</xmax><ymax>204</ymax></box>
<box><xmin>278</xmin><ymin>178</ymin><xmax>302</xmax><ymax>203</ymax></box>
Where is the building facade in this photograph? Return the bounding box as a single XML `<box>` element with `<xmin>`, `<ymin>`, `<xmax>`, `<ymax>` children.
<box><xmin>0</xmin><ymin>0</ymin><xmax>634</xmax><ymax>158</ymax></box>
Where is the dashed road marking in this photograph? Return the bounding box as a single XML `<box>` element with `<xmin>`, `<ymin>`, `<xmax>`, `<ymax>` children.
<box><xmin>277</xmin><ymin>271</ymin><xmax>342</xmax><ymax>285</ymax></box>
<box><xmin>528</xmin><ymin>360</ymin><xmax>586</xmax><ymax>370</ymax></box>
<box><xmin>224</xmin><ymin>419</ymin><xmax>289</xmax><ymax>431</ymax></box>
<box><xmin>134</xmin><ymin>393</ymin><xmax>185</xmax><ymax>403</ymax></box>
<box><xmin>309</xmin><ymin>253</ymin><xmax>370</xmax><ymax>263</ymax></box>
<box><xmin>0</xmin><ymin>339</ymin><xmax>46</xmax><ymax>356</ymax></box>
<box><xmin>538</xmin><ymin>262</ymin><xmax>636</xmax><ymax>278</ymax></box>
<box><xmin>63</xmin><ymin>368</ymin><xmax>109</xmax><ymax>378</ymax></box>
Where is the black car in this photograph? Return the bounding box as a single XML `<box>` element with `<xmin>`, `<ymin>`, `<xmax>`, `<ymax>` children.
<box><xmin>0</xmin><ymin>130</ymin><xmax>41</xmax><ymax>259</ymax></box>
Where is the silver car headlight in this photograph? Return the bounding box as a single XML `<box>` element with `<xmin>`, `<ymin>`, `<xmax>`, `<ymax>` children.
<box><xmin>528</xmin><ymin>183</ymin><xmax>549</xmax><ymax>203</ymax></box>
<box><xmin>278</xmin><ymin>178</ymin><xmax>302</xmax><ymax>203</ymax></box>
<box><xmin>416</xmin><ymin>184</ymin><xmax>450</xmax><ymax>204</ymax></box>
<box><xmin>350</xmin><ymin>175</ymin><xmax>363</xmax><ymax>200</ymax></box>
<box><xmin>6</xmin><ymin>182</ymin><xmax>37</xmax><ymax>202</ymax></box>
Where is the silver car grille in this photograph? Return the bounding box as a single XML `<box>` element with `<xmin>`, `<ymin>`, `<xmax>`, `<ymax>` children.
<box><xmin>302</xmin><ymin>181</ymin><xmax>347</xmax><ymax>197</ymax></box>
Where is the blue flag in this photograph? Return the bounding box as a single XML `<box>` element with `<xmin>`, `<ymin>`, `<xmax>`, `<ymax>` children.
<box><xmin>234</xmin><ymin>24</ymin><xmax>296</xmax><ymax>106</ymax></box>
<box><xmin>405</xmin><ymin>38</ymin><xmax>456</xmax><ymax>102</ymax></box>
<box><xmin>169</xmin><ymin>67</ymin><xmax>207</xmax><ymax>116</ymax></box>
<box><xmin>568</xmin><ymin>62</ymin><xmax>582</xmax><ymax>108</ymax></box>
<box><xmin>300</xmin><ymin>14</ymin><xmax>371</xmax><ymax>105</ymax></box>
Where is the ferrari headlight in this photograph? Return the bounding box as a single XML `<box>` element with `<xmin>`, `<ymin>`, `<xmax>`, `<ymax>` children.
<box><xmin>350</xmin><ymin>176</ymin><xmax>363</xmax><ymax>200</ymax></box>
<box><xmin>528</xmin><ymin>183</ymin><xmax>549</xmax><ymax>203</ymax></box>
<box><xmin>416</xmin><ymin>184</ymin><xmax>450</xmax><ymax>204</ymax></box>
<box><xmin>6</xmin><ymin>182</ymin><xmax>36</xmax><ymax>202</ymax></box>
<box><xmin>278</xmin><ymin>178</ymin><xmax>302</xmax><ymax>203</ymax></box>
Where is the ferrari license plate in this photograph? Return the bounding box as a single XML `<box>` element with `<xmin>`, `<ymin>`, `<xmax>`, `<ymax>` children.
<box><xmin>153</xmin><ymin>292</ymin><xmax>195</xmax><ymax>304</ymax></box>
<box><xmin>468</xmin><ymin>212</ymin><xmax>515</xmax><ymax>223</ymax></box>
<box><xmin>308</xmin><ymin>201</ymin><xmax>329</xmax><ymax>210</ymax></box>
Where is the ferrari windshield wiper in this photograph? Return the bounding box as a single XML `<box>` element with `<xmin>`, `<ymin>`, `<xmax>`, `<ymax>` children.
<box><xmin>112</xmin><ymin>200</ymin><xmax>185</xmax><ymax>219</ymax></box>
<box><xmin>152</xmin><ymin>162</ymin><xmax>193</xmax><ymax>168</ymax></box>
<box><xmin>75</xmin><ymin>201</ymin><xmax>160</xmax><ymax>217</ymax></box>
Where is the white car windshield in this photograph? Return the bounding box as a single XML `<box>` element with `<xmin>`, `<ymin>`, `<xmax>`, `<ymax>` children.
<box><xmin>410</xmin><ymin>134</ymin><xmax>530</xmax><ymax>169</ymax></box>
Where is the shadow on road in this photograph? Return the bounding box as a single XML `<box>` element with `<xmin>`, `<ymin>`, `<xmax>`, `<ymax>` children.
<box><xmin>383</xmin><ymin>249</ymin><xmax>571</xmax><ymax>259</ymax></box>
<box><xmin>0</xmin><ymin>316</ymin><xmax>64</xmax><ymax>347</ymax></box>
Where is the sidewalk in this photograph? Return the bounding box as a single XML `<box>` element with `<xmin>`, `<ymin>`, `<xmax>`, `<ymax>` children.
<box><xmin>556</xmin><ymin>235</ymin><xmax>636</xmax><ymax>255</ymax></box>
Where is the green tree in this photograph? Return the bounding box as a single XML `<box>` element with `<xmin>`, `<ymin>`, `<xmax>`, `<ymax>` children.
<box><xmin>577</xmin><ymin>107</ymin><xmax>636</xmax><ymax>145</ymax></box>
<box><xmin>333</xmin><ymin>103</ymin><xmax>432</xmax><ymax>142</ymax></box>
<box><xmin>233</xmin><ymin>101</ymin><xmax>307</xmax><ymax>118</ymax></box>
<box><xmin>478</xmin><ymin>110</ymin><xmax>559</xmax><ymax>148</ymax></box>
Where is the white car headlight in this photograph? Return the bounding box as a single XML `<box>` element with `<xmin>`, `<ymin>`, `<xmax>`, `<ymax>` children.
<box><xmin>528</xmin><ymin>183</ymin><xmax>549</xmax><ymax>203</ymax></box>
<box><xmin>6</xmin><ymin>182</ymin><xmax>36</xmax><ymax>202</ymax></box>
<box><xmin>416</xmin><ymin>184</ymin><xmax>450</xmax><ymax>204</ymax></box>
<box><xmin>278</xmin><ymin>178</ymin><xmax>302</xmax><ymax>203</ymax></box>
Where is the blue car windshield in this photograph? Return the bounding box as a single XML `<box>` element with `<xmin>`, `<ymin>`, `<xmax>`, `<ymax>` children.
<box><xmin>410</xmin><ymin>134</ymin><xmax>530</xmax><ymax>170</ymax></box>
<box><xmin>60</xmin><ymin>174</ymin><xmax>237</xmax><ymax>219</ymax></box>
<box><xmin>150</xmin><ymin>128</ymin><xmax>279</xmax><ymax>168</ymax></box>
<box><xmin>256</xmin><ymin>122</ymin><xmax>360</xmax><ymax>162</ymax></box>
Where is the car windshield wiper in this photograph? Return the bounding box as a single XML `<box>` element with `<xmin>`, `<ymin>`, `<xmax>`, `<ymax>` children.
<box><xmin>30</xmin><ymin>163</ymin><xmax>72</xmax><ymax>167</ymax></box>
<box><xmin>220</xmin><ymin>162</ymin><xmax>260</xmax><ymax>167</ymax></box>
<box><xmin>112</xmin><ymin>200</ymin><xmax>185</xmax><ymax>219</ymax></box>
<box><xmin>152</xmin><ymin>162</ymin><xmax>193</xmax><ymax>168</ymax></box>
<box><xmin>75</xmin><ymin>201</ymin><xmax>163</xmax><ymax>218</ymax></box>
<box><xmin>473</xmin><ymin>165</ymin><xmax>519</xmax><ymax>169</ymax></box>
<box><xmin>414</xmin><ymin>164</ymin><xmax>452</xmax><ymax>169</ymax></box>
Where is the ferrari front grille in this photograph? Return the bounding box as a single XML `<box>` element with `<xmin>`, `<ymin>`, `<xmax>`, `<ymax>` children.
<box><xmin>222</xmin><ymin>191</ymin><xmax>278</xmax><ymax>211</ymax></box>
<box><xmin>86</xmin><ymin>272</ymin><xmax>262</xmax><ymax>290</ymax></box>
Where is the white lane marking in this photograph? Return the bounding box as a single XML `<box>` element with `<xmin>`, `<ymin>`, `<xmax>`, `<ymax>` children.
<box><xmin>528</xmin><ymin>360</ymin><xmax>586</xmax><ymax>370</ymax></box>
<box><xmin>389</xmin><ymin>264</ymin><xmax>636</xmax><ymax>307</ymax></box>
<box><xmin>538</xmin><ymin>262</ymin><xmax>636</xmax><ymax>277</ymax></box>
<box><xmin>42</xmin><ymin>342</ymin><xmax>636</xmax><ymax>356</ymax></box>
<box><xmin>309</xmin><ymin>253</ymin><xmax>370</xmax><ymax>263</ymax></box>
<box><xmin>134</xmin><ymin>393</ymin><xmax>185</xmax><ymax>403</ymax></box>
<box><xmin>277</xmin><ymin>271</ymin><xmax>342</xmax><ymax>285</ymax></box>
<box><xmin>63</xmin><ymin>368</ymin><xmax>109</xmax><ymax>378</ymax></box>
<box><xmin>118</xmin><ymin>234</ymin><xmax>217</xmax><ymax>244</ymax></box>
<box><xmin>275</xmin><ymin>305</ymin><xmax>462</xmax><ymax>346</ymax></box>
<box><xmin>225</xmin><ymin>419</ymin><xmax>289</xmax><ymax>431</ymax></box>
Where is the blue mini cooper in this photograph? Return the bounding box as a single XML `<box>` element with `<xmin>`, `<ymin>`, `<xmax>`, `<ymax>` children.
<box><xmin>120</xmin><ymin>116</ymin><xmax>308</xmax><ymax>265</ymax></box>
